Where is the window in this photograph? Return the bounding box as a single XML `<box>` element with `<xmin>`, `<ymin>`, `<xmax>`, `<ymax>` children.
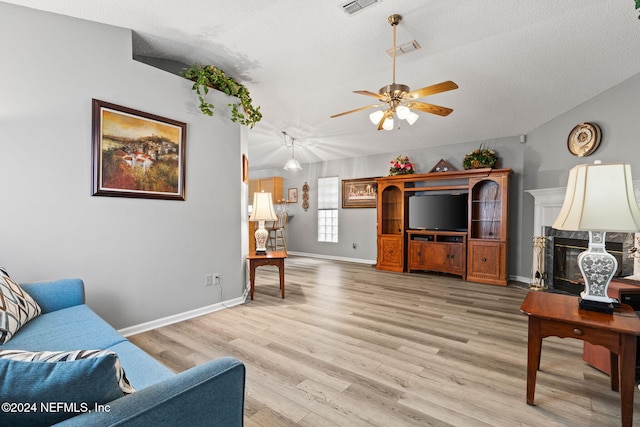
<box><xmin>318</xmin><ymin>176</ymin><xmax>339</xmax><ymax>242</ymax></box>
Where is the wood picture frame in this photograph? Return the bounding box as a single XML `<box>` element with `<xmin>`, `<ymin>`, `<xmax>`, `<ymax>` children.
<box><xmin>342</xmin><ymin>177</ymin><xmax>379</xmax><ymax>208</ymax></box>
<box><xmin>288</xmin><ymin>187</ymin><xmax>298</xmax><ymax>203</ymax></box>
<box><xmin>92</xmin><ymin>99</ymin><xmax>187</xmax><ymax>200</ymax></box>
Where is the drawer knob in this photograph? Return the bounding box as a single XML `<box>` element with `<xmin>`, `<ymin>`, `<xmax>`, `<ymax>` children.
<box><xmin>481</xmin><ymin>257</ymin><xmax>487</xmax><ymax>262</ymax></box>
<box><xmin>573</xmin><ymin>328</ymin><xmax>583</xmax><ymax>336</ymax></box>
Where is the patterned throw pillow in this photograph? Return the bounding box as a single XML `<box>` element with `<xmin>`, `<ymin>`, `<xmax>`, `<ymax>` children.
<box><xmin>0</xmin><ymin>349</ymin><xmax>135</xmax><ymax>426</ymax></box>
<box><xmin>0</xmin><ymin>269</ymin><xmax>41</xmax><ymax>344</ymax></box>
<box><xmin>0</xmin><ymin>349</ymin><xmax>135</xmax><ymax>394</ymax></box>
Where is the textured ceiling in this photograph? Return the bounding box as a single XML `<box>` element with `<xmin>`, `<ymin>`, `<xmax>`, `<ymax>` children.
<box><xmin>5</xmin><ymin>0</ymin><xmax>640</xmax><ymax>170</ymax></box>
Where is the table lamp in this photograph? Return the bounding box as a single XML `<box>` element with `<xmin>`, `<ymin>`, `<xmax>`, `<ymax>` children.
<box><xmin>249</xmin><ymin>191</ymin><xmax>277</xmax><ymax>254</ymax></box>
<box><xmin>552</xmin><ymin>162</ymin><xmax>640</xmax><ymax>313</ymax></box>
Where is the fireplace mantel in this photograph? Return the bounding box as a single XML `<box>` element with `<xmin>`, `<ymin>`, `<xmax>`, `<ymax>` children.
<box><xmin>526</xmin><ymin>180</ymin><xmax>640</xmax><ymax>236</ymax></box>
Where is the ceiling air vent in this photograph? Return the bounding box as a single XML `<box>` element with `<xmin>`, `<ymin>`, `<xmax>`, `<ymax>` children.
<box><xmin>386</xmin><ymin>40</ymin><xmax>421</xmax><ymax>57</ymax></box>
<box><xmin>340</xmin><ymin>0</ymin><xmax>381</xmax><ymax>16</ymax></box>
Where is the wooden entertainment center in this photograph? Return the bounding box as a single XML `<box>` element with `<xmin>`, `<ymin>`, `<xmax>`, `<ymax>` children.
<box><xmin>376</xmin><ymin>168</ymin><xmax>512</xmax><ymax>286</ymax></box>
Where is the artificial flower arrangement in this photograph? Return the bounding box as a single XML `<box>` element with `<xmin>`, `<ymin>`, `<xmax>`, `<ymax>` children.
<box><xmin>462</xmin><ymin>145</ymin><xmax>498</xmax><ymax>170</ymax></box>
<box><xmin>389</xmin><ymin>155</ymin><xmax>416</xmax><ymax>176</ymax></box>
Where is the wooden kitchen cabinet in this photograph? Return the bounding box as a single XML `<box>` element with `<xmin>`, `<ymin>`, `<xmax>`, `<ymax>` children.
<box><xmin>248</xmin><ymin>176</ymin><xmax>284</xmax><ymax>204</ymax></box>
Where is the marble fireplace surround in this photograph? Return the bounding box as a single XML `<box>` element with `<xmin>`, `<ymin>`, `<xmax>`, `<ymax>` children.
<box><xmin>526</xmin><ymin>180</ymin><xmax>640</xmax><ymax>290</ymax></box>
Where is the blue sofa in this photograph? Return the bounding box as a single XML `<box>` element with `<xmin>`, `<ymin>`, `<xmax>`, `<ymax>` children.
<box><xmin>0</xmin><ymin>278</ymin><xmax>245</xmax><ymax>426</ymax></box>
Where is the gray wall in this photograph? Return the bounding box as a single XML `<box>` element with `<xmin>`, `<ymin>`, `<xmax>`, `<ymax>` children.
<box><xmin>524</xmin><ymin>71</ymin><xmax>640</xmax><ymax>190</ymax></box>
<box><xmin>1</xmin><ymin>3</ymin><xmax>248</xmax><ymax>329</ymax></box>
<box><xmin>519</xmin><ymin>72</ymin><xmax>640</xmax><ymax>277</ymax></box>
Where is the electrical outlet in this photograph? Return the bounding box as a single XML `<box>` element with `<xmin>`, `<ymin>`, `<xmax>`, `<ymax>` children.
<box><xmin>205</xmin><ymin>274</ymin><xmax>214</xmax><ymax>286</ymax></box>
<box><xmin>214</xmin><ymin>273</ymin><xmax>221</xmax><ymax>285</ymax></box>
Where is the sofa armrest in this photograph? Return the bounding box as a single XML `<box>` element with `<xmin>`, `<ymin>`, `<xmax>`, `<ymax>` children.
<box><xmin>20</xmin><ymin>279</ymin><xmax>85</xmax><ymax>313</ymax></box>
<box><xmin>55</xmin><ymin>356</ymin><xmax>246</xmax><ymax>427</ymax></box>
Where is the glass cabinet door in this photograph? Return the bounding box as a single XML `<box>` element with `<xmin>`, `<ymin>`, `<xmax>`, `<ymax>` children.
<box><xmin>470</xmin><ymin>179</ymin><xmax>501</xmax><ymax>240</ymax></box>
<box><xmin>381</xmin><ymin>186</ymin><xmax>403</xmax><ymax>234</ymax></box>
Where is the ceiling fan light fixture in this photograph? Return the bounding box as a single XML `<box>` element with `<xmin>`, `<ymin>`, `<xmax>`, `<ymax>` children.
<box><xmin>382</xmin><ymin>117</ymin><xmax>394</xmax><ymax>130</ymax></box>
<box><xmin>396</xmin><ymin>105</ymin><xmax>410</xmax><ymax>120</ymax></box>
<box><xmin>405</xmin><ymin>111</ymin><xmax>419</xmax><ymax>125</ymax></box>
<box><xmin>369</xmin><ymin>110</ymin><xmax>384</xmax><ymax>124</ymax></box>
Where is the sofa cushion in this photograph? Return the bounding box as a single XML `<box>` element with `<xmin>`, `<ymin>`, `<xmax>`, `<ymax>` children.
<box><xmin>0</xmin><ymin>304</ymin><xmax>127</xmax><ymax>351</ymax></box>
<box><xmin>0</xmin><ymin>270</ymin><xmax>41</xmax><ymax>344</ymax></box>
<box><xmin>0</xmin><ymin>349</ymin><xmax>134</xmax><ymax>426</ymax></box>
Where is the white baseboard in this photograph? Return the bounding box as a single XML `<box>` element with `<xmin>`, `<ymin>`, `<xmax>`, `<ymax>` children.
<box><xmin>118</xmin><ymin>290</ymin><xmax>248</xmax><ymax>337</ymax></box>
<box><xmin>287</xmin><ymin>251</ymin><xmax>376</xmax><ymax>265</ymax></box>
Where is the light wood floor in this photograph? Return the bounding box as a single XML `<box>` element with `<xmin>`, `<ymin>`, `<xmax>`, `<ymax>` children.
<box><xmin>129</xmin><ymin>256</ymin><xmax>640</xmax><ymax>426</ymax></box>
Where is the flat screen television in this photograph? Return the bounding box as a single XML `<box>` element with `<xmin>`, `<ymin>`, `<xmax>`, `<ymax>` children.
<box><xmin>408</xmin><ymin>193</ymin><xmax>468</xmax><ymax>231</ymax></box>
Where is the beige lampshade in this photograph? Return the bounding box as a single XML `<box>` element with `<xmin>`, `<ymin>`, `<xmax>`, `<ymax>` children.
<box><xmin>249</xmin><ymin>192</ymin><xmax>277</xmax><ymax>222</ymax></box>
<box><xmin>553</xmin><ymin>163</ymin><xmax>640</xmax><ymax>232</ymax></box>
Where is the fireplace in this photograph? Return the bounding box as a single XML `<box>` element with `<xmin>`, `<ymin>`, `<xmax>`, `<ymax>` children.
<box><xmin>543</xmin><ymin>227</ymin><xmax>635</xmax><ymax>294</ymax></box>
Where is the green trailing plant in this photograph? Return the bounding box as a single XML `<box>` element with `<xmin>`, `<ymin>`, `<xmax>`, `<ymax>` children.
<box><xmin>182</xmin><ymin>64</ymin><xmax>262</xmax><ymax>128</ymax></box>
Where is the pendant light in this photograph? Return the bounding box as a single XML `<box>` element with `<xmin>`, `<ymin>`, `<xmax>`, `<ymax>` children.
<box><xmin>282</xmin><ymin>131</ymin><xmax>302</xmax><ymax>171</ymax></box>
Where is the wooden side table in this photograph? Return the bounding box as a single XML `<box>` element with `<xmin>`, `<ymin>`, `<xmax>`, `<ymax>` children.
<box><xmin>520</xmin><ymin>291</ymin><xmax>640</xmax><ymax>427</ymax></box>
<box><xmin>583</xmin><ymin>279</ymin><xmax>640</xmax><ymax>375</ymax></box>
<box><xmin>247</xmin><ymin>250</ymin><xmax>287</xmax><ymax>300</ymax></box>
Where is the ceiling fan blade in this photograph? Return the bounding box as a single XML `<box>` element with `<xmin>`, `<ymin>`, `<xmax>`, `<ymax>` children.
<box><xmin>406</xmin><ymin>101</ymin><xmax>454</xmax><ymax>116</ymax></box>
<box><xmin>330</xmin><ymin>104</ymin><xmax>382</xmax><ymax>118</ymax></box>
<box><xmin>404</xmin><ymin>81</ymin><xmax>458</xmax><ymax>100</ymax></box>
<box><xmin>354</xmin><ymin>90</ymin><xmax>389</xmax><ymax>101</ymax></box>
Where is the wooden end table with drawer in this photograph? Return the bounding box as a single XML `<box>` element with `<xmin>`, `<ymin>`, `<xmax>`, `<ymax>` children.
<box><xmin>520</xmin><ymin>291</ymin><xmax>640</xmax><ymax>427</ymax></box>
<box><xmin>247</xmin><ymin>250</ymin><xmax>287</xmax><ymax>300</ymax></box>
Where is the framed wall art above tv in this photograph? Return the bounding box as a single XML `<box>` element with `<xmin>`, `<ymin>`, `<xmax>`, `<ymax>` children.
<box><xmin>92</xmin><ymin>99</ymin><xmax>187</xmax><ymax>201</ymax></box>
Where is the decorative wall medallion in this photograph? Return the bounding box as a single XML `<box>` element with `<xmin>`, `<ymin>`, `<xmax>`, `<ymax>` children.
<box><xmin>567</xmin><ymin>122</ymin><xmax>601</xmax><ymax>157</ymax></box>
<box><xmin>302</xmin><ymin>182</ymin><xmax>310</xmax><ymax>211</ymax></box>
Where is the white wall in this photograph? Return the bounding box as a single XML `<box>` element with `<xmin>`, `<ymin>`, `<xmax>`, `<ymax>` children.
<box><xmin>0</xmin><ymin>3</ymin><xmax>248</xmax><ymax>329</ymax></box>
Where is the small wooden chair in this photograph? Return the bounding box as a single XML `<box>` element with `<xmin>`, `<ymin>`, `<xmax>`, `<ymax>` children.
<box><xmin>267</xmin><ymin>211</ymin><xmax>288</xmax><ymax>252</ymax></box>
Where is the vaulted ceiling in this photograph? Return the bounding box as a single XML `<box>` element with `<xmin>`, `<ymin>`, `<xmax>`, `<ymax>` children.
<box><xmin>5</xmin><ymin>0</ymin><xmax>640</xmax><ymax>170</ymax></box>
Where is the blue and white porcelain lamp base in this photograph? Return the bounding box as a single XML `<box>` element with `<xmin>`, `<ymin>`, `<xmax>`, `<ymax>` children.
<box><xmin>577</xmin><ymin>231</ymin><xmax>617</xmax><ymax>313</ymax></box>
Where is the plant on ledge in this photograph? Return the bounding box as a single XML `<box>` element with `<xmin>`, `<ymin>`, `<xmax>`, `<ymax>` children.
<box><xmin>463</xmin><ymin>145</ymin><xmax>498</xmax><ymax>170</ymax></box>
<box><xmin>389</xmin><ymin>155</ymin><xmax>416</xmax><ymax>176</ymax></box>
<box><xmin>182</xmin><ymin>64</ymin><xmax>262</xmax><ymax>128</ymax></box>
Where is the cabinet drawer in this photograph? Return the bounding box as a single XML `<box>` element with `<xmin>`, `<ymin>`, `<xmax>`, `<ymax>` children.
<box><xmin>539</xmin><ymin>320</ymin><xmax>620</xmax><ymax>351</ymax></box>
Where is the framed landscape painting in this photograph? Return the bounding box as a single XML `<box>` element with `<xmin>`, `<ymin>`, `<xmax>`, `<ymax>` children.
<box><xmin>342</xmin><ymin>177</ymin><xmax>379</xmax><ymax>208</ymax></box>
<box><xmin>92</xmin><ymin>99</ymin><xmax>187</xmax><ymax>200</ymax></box>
